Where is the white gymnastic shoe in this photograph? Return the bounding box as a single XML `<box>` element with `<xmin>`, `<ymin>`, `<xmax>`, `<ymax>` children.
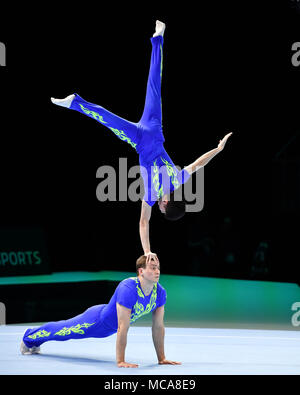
<box><xmin>153</xmin><ymin>20</ymin><xmax>166</xmax><ymax>37</ymax></box>
<box><xmin>50</xmin><ymin>94</ymin><xmax>75</xmax><ymax>108</ymax></box>
<box><xmin>20</xmin><ymin>340</ymin><xmax>41</xmax><ymax>355</ymax></box>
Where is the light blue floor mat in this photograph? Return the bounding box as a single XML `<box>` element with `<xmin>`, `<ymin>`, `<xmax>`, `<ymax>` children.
<box><xmin>1</xmin><ymin>325</ymin><xmax>300</xmax><ymax>375</ymax></box>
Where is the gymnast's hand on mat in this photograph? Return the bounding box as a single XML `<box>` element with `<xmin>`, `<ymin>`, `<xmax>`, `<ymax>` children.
<box><xmin>117</xmin><ymin>361</ymin><xmax>139</xmax><ymax>368</ymax></box>
<box><xmin>217</xmin><ymin>132</ymin><xmax>233</xmax><ymax>151</ymax></box>
<box><xmin>145</xmin><ymin>251</ymin><xmax>159</xmax><ymax>264</ymax></box>
<box><xmin>159</xmin><ymin>359</ymin><xmax>182</xmax><ymax>365</ymax></box>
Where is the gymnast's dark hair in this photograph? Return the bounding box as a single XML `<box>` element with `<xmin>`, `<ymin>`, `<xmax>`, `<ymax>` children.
<box><xmin>136</xmin><ymin>255</ymin><xmax>155</xmax><ymax>275</ymax></box>
<box><xmin>164</xmin><ymin>190</ymin><xmax>186</xmax><ymax>221</ymax></box>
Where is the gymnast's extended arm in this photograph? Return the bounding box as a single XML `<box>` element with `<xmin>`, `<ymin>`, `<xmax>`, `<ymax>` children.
<box><xmin>184</xmin><ymin>132</ymin><xmax>233</xmax><ymax>175</ymax></box>
<box><xmin>116</xmin><ymin>303</ymin><xmax>138</xmax><ymax>368</ymax></box>
<box><xmin>152</xmin><ymin>306</ymin><xmax>181</xmax><ymax>366</ymax></box>
<box><xmin>139</xmin><ymin>200</ymin><xmax>158</xmax><ymax>264</ymax></box>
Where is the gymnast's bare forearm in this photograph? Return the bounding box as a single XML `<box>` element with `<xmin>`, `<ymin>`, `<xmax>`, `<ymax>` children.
<box><xmin>194</xmin><ymin>147</ymin><xmax>220</xmax><ymax>169</ymax></box>
<box><xmin>139</xmin><ymin>220</ymin><xmax>151</xmax><ymax>255</ymax></box>
<box><xmin>152</xmin><ymin>324</ymin><xmax>166</xmax><ymax>363</ymax></box>
<box><xmin>185</xmin><ymin>132</ymin><xmax>233</xmax><ymax>175</ymax></box>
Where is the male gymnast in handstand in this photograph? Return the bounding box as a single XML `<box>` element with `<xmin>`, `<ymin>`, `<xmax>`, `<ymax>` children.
<box><xmin>21</xmin><ymin>256</ymin><xmax>180</xmax><ymax>368</ymax></box>
<box><xmin>51</xmin><ymin>20</ymin><xmax>232</xmax><ymax>264</ymax></box>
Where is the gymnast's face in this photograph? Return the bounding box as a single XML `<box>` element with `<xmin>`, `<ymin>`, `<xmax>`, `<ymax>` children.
<box><xmin>158</xmin><ymin>197</ymin><xmax>168</xmax><ymax>213</ymax></box>
<box><xmin>141</xmin><ymin>261</ymin><xmax>160</xmax><ymax>283</ymax></box>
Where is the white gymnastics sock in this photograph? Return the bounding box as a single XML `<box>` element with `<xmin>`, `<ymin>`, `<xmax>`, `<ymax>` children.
<box><xmin>50</xmin><ymin>94</ymin><xmax>75</xmax><ymax>109</ymax></box>
<box><xmin>153</xmin><ymin>20</ymin><xmax>166</xmax><ymax>37</ymax></box>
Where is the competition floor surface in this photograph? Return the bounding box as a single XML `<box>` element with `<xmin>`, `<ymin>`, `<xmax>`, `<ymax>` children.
<box><xmin>1</xmin><ymin>325</ymin><xmax>300</xmax><ymax>375</ymax></box>
<box><xmin>1</xmin><ymin>271</ymin><xmax>300</xmax><ymax>375</ymax></box>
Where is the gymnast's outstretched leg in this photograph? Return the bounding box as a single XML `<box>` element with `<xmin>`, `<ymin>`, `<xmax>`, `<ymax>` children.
<box><xmin>139</xmin><ymin>22</ymin><xmax>165</xmax><ymax>129</ymax></box>
<box><xmin>20</xmin><ymin>304</ymin><xmax>114</xmax><ymax>354</ymax></box>
<box><xmin>51</xmin><ymin>93</ymin><xmax>140</xmax><ymax>151</ymax></box>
